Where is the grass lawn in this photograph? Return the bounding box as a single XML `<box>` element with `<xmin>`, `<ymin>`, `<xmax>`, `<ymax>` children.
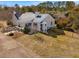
<box><xmin>14</xmin><ymin>29</ymin><xmax>79</xmax><ymax>57</ymax></box>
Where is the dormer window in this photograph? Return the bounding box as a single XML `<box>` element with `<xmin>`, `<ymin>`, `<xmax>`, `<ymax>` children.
<box><xmin>25</xmin><ymin>23</ymin><xmax>31</xmax><ymax>26</ymax></box>
<box><xmin>28</xmin><ymin>23</ymin><xmax>31</xmax><ymax>26</ymax></box>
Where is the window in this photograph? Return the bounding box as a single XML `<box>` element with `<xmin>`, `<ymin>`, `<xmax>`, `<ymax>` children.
<box><xmin>28</xmin><ymin>23</ymin><xmax>31</xmax><ymax>26</ymax></box>
<box><xmin>34</xmin><ymin>23</ymin><xmax>37</xmax><ymax>26</ymax></box>
<box><xmin>45</xmin><ymin>24</ymin><xmax>46</xmax><ymax>26</ymax></box>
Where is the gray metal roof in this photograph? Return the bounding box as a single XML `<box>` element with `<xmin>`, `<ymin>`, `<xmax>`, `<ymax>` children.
<box><xmin>19</xmin><ymin>12</ymin><xmax>51</xmax><ymax>23</ymax></box>
<box><xmin>19</xmin><ymin>12</ymin><xmax>35</xmax><ymax>23</ymax></box>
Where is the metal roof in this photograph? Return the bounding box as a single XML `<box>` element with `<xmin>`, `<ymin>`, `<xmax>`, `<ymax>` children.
<box><xmin>19</xmin><ymin>12</ymin><xmax>51</xmax><ymax>23</ymax></box>
<box><xmin>19</xmin><ymin>12</ymin><xmax>35</xmax><ymax>23</ymax></box>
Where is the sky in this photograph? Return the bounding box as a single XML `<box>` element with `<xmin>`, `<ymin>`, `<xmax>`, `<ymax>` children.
<box><xmin>0</xmin><ymin>1</ymin><xmax>44</xmax><ymax>7</ymax></box>
<box><xmin>0</xmin><ymin>1</ymin><xmax>79</xmax><ymax>7</ymax></box>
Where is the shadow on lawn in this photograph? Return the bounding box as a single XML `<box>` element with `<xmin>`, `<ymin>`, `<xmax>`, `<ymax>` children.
<box><xmin>40</xmin><ymin>28</ymin><xmax>65</xmax><ymax>38</ymax></box>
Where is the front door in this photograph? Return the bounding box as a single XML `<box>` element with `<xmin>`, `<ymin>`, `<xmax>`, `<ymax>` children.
<box><xmin>33</xmin><ymin>23</ymin><xmax>37</xmax><ymax>32</ymax></box>
<box><xmin>40</xmin><ymin>23</ymin><xmax>47</xmax><ymax>33</ymax></box>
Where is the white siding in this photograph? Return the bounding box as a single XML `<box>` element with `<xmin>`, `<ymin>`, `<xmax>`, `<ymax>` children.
<box><xmin>12</xmin><ymin>13</ymin><xmax>19</xmax><ymax>26</ymax></box>
<box><xmin>44</xmin><ymin>14</ymin><xmax>56</xmax><ymax>29</ymax></box>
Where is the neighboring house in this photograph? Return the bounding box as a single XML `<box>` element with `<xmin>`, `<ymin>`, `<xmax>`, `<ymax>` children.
<box><xmin>11</xmin><ymin>11</ymin><xmax>56</xmax><ymax>33</ymax></box>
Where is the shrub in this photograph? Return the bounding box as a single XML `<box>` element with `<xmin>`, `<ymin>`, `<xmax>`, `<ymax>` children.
<box><xmin>22</xmin><ymin>27</ymin><xmax>30</xmax><ymax>34</ymax></box>
<box><xmin>7</xmin><ymin>21</ymin><xmax>14</xmax><ymax>26</ymax></box>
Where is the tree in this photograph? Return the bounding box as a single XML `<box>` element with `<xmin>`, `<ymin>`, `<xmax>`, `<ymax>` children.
<box><xmin>2</xmin><ymin>5</ymin><xmax>8</xmax><ymax>10</ymax></box>
<box><xmin>22</xmin><ymin>25</ymin><xmax>30</xmax><ymax>34</ymax></box>
<box><xmin>15</xmin><ymin>4</ymin><xmax>19</xmax><ymax>8</ymax></box>
<box><xmin>56</xmin><ymin>17</ymin><xmax>69</xmax><ymax>29</ymax></box>
<box><xmin>27</xmin><ymin>7</ymin><xmax>33</xmax><ymax>12</ymax></box>
<box><xmin>15</xmin><ymin>4</ymin><xmax>20</xmax><ymax>11</ymax></box>
<box><xmin>53</xmin><ymin>1</ymin><xmax>66</xmax><ymax>11</ymax></box>
<box><xmin>66</xmin><ymin>1</ymin><xmax>75</xmax><ymax>10</ymax></box>
<box><xmin>20</xmin><ymin>6</ymin><xmax>27</xmax><ymax>13</ymax></box>
<box><xmin>31</xmin><ymin>5</ymin><xmax>38</xmax><ymax>12</ymax></box>
<box><xmin>37</xmin><ymin>1</ymin><xmax>53</xmax><ymax>9</ymax></box>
